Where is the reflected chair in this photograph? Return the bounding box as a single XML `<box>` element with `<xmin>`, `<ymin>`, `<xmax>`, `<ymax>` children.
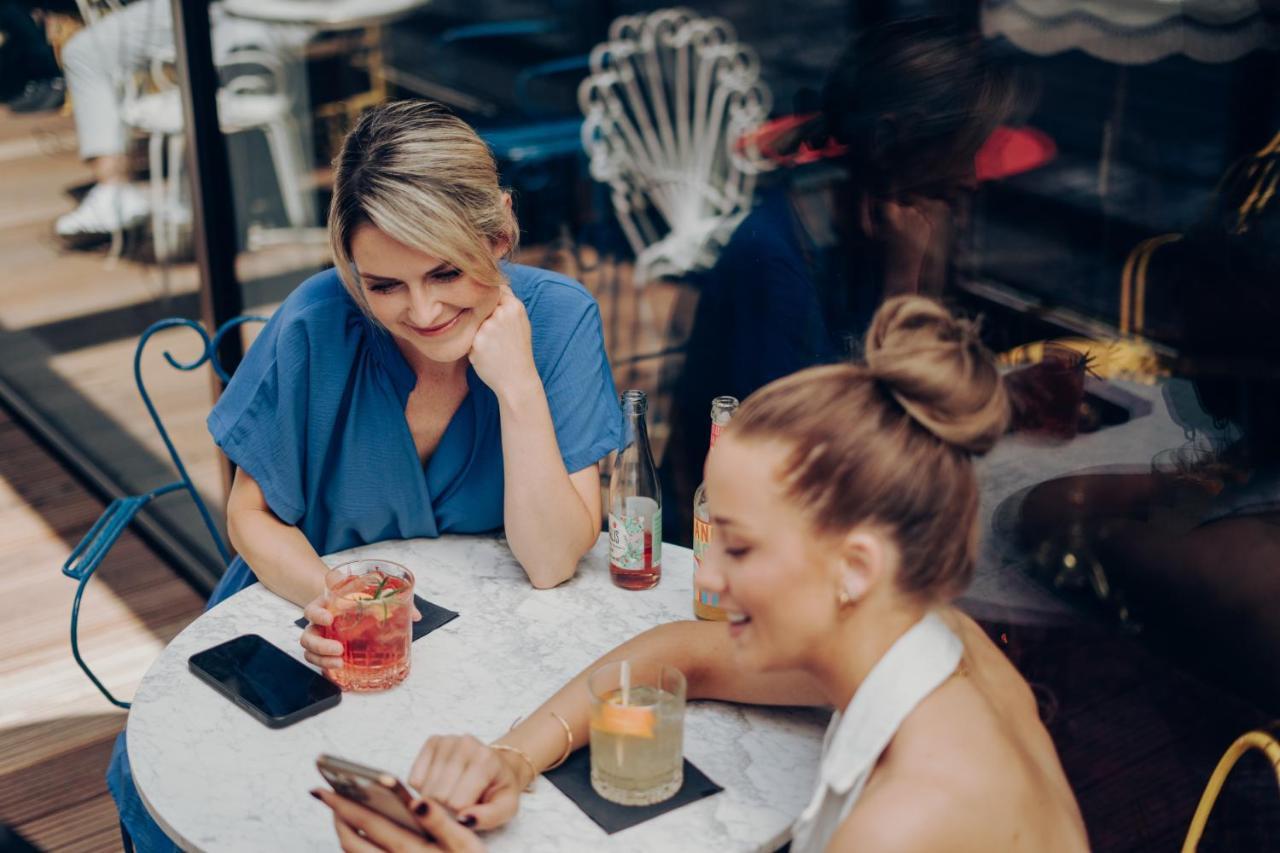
<box><xmin>574</xmin><ymin>8</ymin><xmax>773</xmax><ymax>442</ymax></box>
<box><xmin>60</xmin><ymin>316</ymin><xmax>265</xmax><ymax>709</ymax></box>
<box><xmin>69</xmin><ymin>0</ymin><xmax>315</xmax><ymax>277</ymax></box>
<box><xmin>120</xmin><ymin>44</ymin><xmax>315</xmax><ymax>286</ymax></box>
<box><xmin>578</xmin><ymin>7</ymin><xmax>772</xmax><ymax>286</ymax></box>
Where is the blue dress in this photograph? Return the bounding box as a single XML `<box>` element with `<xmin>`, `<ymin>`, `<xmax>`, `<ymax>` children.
<box><xmin>108</xmin><ymin>262</ymin><xmax>621</xmax><ymax>851</ymax></box>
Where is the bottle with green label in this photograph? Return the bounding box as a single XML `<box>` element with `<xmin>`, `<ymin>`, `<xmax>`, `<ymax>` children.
<box><xmin>609</xmin><ymin>390</ymin><xmax>662</xmax><ymax>590</ymax></box>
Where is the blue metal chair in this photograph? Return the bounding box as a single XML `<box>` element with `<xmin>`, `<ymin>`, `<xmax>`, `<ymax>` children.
<box><xmin>61</xmin><ymin>315</ymin><xmax>266</xmax><ymax>709</ymax></box>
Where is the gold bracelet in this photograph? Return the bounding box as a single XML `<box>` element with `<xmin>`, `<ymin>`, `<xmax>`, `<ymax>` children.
<box><xmin>489</xmin><ymin>743</ymin><xmax>537</xmax><ymax>792</ymax></box>
<box><xmin>544</xmin><ymin>711</ymin><xmax>574</xmax><ymax>770</ymax></box>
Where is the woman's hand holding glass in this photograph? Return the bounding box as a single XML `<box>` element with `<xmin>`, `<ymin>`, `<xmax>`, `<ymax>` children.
<box><xmin>300</xmin><ymin>592</ymin><xmax>421</xmax><ymax>670</ymax></box>
<box><xmin>408</xmin><ymin>735</ymin><xmax>527</xmax><ymax>830</ymax></box>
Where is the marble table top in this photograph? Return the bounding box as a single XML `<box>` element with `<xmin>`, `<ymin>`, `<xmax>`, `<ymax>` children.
<box><xmin>129</xmin><ymin>534</ymin><xmax>829</xmax><ymax>852</ymax></box>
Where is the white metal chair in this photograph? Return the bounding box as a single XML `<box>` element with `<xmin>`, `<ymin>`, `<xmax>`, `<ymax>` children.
<box><xmin>578</xmin><ymin>7</ymin><xmax>772</xmax><ymax>286</ymax></box>
<box><xmin>70</xmin><ymin>0</ymin><xmax>314</xmax><ymax>278</ymax></box>
<box><xmin>120</xmin><ymin>43</ymin><xmax>315</xmax><ymax>281</ymax></box>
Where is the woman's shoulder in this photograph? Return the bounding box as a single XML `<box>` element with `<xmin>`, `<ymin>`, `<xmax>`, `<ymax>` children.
<box><xmin>863</xmin><ymin>619</ymin><xmax>1086</xmax><ymax>850</ymax></box>
<box><xmin>850</xmin><ymin>699</ymin><xmax>1069</xmax><ymax>851</ymax></box>
<box><xmin>249</xmin><ymin>268</ymin><xmax>374</xmax><ymax>365</ymax></box>
<box><xmin>504</xmin><ymin>263</ymin><xmax>604</xmax><ymax>338</ymax></box>
<box><xmin>273</xmin><ymin>267</ymin><xmax>363</xmax><ymax>329</ymax></box>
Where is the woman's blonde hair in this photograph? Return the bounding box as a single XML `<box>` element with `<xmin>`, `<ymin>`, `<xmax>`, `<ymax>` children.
<box><xmin>730</xmin><ymin>296</ymin><xmax>1008</xmax><ymax>601</ymax></box>
<box><xmin>329</xmin><ymin>100</ymin><xmax>519</xmax><ymax>314</ymax></box>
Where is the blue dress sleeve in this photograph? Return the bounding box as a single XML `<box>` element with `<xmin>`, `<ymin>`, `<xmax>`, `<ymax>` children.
<box><xmin>525</xmin><ymin>278</ymin><xmax>622</xmax><ymax>473</ymax></box>
<box><xmin>206</xmin><ymin>272</ymin><xmax>361</xmax><ymax>525</ymax></box>
<box><xmin>206</xmin><ymin>313</ymin><xmax>311</xmax><ymax>524</ymax></box>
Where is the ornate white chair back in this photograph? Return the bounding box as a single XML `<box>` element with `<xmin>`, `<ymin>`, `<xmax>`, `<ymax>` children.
<box><xmin>579</xmin><ymin>7</ymin><xmax>772</xmax><ymax>284</ymax></box>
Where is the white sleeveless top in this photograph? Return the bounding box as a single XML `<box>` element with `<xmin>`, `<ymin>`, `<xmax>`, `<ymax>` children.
<box><xmin>790</xmin><ymin>612</ymin><xmax>964</xmax><ymax>853</ymax></box>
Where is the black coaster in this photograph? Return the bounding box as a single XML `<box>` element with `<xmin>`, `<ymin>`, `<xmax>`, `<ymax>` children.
<box><xmin>543</xmin><ymin>747</ymin><xmax>723</xmax><ymax>834</ymax></box>
<box><xmin>293</xmin><ymin>594</ymin><xmax>458</xmax><ymax>642</ymax></box>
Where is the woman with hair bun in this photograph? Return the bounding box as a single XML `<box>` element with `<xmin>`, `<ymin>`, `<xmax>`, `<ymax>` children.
<box><xmin>317</xmin><ymin>297</ymin><xmax>1088</xmax><ymax>853</ymax></box>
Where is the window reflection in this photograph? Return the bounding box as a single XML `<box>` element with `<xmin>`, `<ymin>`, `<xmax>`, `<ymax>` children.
<box><xmin>2</xmin><ymin>1</ymin><xmax>1278</xmax><ymax>849</ymax></box>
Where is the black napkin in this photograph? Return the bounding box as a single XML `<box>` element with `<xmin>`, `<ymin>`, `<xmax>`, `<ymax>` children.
<box><xmin>293</xmin><ymin>594</ymin><xmax>458</xmax><ymax>642</ymax></box>
<box><xmin>543</xmin><ymin>747</ymin><xmax>723</xmax><ymax>834</ymax></box>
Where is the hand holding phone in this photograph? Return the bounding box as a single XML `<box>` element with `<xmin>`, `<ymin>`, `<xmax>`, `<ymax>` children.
<box><xmin>316</xmin><ymin>754</ymin><xmax>430</xmax><ymax>837</ymax></box>
<box><xmin>311</xmin><ymin>784</ymin><xmax>486</xmax><ymax>852</ymax></box>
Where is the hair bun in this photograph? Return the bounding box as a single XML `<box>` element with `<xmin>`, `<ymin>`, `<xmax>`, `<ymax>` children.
<box><xmin>864</xmin><ymin>296</ymin><xmax>1008</xmax><ymax>455</ymax></box>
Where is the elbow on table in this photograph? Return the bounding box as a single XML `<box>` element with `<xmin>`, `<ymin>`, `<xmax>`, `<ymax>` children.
<box><xmin>523</xmin><ymin>558</ymin><xmax>578</xmax><ymax>589</ymax></box>
<box><xmin>225</xmin><ymin>506</ymin><xmax>249</xmax><ymax>558</ymax></box>
<box><xmin>510</xmin><ymin>528</ymin><xmax>594</xmax><ymax>589</ymax></box>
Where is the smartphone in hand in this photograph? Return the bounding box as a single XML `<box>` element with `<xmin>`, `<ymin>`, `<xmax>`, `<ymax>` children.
<box><xmin>316</xmin><ymin>754</ymin><xmax>429</xmax><ymax>837</ymax></box>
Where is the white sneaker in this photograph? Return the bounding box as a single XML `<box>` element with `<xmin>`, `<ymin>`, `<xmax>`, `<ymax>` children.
<box><xmin>55</xmin><ymin>183</ymin><xmax>151</xmax><ymax>239</ymax></box>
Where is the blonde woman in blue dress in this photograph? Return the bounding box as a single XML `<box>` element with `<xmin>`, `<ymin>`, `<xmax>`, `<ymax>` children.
<box><xmin>315</xmin><ymin>297</ymin><xmax>1088</xmax><ymax>852</ymax></box>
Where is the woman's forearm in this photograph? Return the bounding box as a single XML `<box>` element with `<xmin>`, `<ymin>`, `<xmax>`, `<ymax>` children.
<box><xmin>226</xmin><ymin>471</ymin><xmax>330</xmax><ymax>607</ymax></box>
<box><xmin>492</xmin><ymin>621</ymin><xmax>827</xmax><ymax>782</ymax></box>
<box><xmin>496</xmin><ymin>379</ymin><xmax>599</xmax><ymax>588</ymax></box>
<box><xmin>493</xmin><ymin>623</ymin><xmax>706</xmax><ymax>778</ymax></box>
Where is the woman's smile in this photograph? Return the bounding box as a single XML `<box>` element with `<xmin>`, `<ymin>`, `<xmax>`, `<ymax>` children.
<box><xmin>406</xmin><ymin>309</ymin><xmax>469</xmax><ymax>337</ymax></box>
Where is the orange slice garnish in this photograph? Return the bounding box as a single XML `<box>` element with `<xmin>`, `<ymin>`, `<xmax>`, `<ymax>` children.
<box><xmin>594</xmin><ymin>699</ymin><xmax>656</xmax><ymax>738</ymax></box>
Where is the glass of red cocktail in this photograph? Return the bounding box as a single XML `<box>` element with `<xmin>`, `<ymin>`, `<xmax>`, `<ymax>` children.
<box><xmin>318</xmin><ymin>559</ymin><xmax>414</xmax><ymax>691</ymax></box>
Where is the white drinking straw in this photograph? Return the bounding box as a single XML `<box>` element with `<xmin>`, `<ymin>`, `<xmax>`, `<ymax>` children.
<box><xmin>616</xmin><ymin>660</ymin><xmax>631</xmax><ymax>766</ymax></box>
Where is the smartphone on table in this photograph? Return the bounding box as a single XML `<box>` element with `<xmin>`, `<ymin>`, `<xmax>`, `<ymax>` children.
<box><xmin>188</xmin><ymin>633</ymin><xmax>341</xmax><ymax>728</ymax></box>
<box><xmin>316</xmin><ymin>754</ymin><xmax>430</xmax><ymax>837</ymax></box>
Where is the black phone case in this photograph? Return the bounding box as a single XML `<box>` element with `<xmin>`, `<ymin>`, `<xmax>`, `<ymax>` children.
<box><xmin>188</xmin><ymin>635</ymin><xmax>341</xmax><ymax>729</ymax></box>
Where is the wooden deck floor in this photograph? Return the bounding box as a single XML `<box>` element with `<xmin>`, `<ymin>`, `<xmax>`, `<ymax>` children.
<box><xmin>0</xmin><ymin>406</ymin><xmax>205</xmax><ymax>852</ymax></box>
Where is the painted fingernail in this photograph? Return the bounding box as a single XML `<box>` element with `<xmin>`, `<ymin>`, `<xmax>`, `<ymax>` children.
<box><xmin>414</xmin><ymin>801</ymin><xmax>430</xmax><ymax>817</ymax></box>
<box><xmin>460</xmin><ymin>815</ymin><xmax>477</xmax><ymax>828</ymax></box>
<box><xmin>310</xmin><ymin>789</ymin><xmax>323</xmax><ymax>801</ymax></box>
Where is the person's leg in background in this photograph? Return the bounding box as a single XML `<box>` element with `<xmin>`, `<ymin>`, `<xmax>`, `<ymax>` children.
<box><xmin>54</xmin><ymin>0</ymin><xmax>173</xmax><ymax>243</ymax></box>
<box><xmin>0</xmin><ymin>1</ymin><xmax>65</xmax><ymax>110</ymax></box>
<box><xmin>56</xmin><ymin>0</ymin><xmax>314</xmax><ymax>243</ymax></box>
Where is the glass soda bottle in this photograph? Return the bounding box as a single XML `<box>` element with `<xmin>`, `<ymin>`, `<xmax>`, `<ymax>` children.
<box><xmin>609</xmin><ymin>390</ymin><xmax>662</xmax><ymax>590</ymax></box>
<box><xmin>692</xmin><ymin>396</ymin><xmax>739</xmax><ymax>619</ymax></box>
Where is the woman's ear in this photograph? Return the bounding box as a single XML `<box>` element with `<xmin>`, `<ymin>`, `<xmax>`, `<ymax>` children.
<box><xmin>491</xmin><ymin>193</ymin><xmax>516</xmax><ymax>259</ymax></box>
<box><xmin>836</xmin><ymin>530</ymin><xmax>888</xmax><ymax>606</ymax></box>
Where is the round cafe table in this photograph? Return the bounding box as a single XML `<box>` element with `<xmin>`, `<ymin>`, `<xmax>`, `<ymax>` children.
<box><xmin>127</xmin><ymin>534</ymin><xmax>828</xmax><ymax>852</ymax></box>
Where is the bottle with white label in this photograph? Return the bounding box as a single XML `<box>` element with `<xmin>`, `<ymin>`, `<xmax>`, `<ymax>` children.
<box><xmin>609</xmin><ymin>390</ymin><xmax>662</xmax><ymax>590</ymax></box>
<box><xmin>692</xmin><ymin>396</ymin><xmax>739</xmax><ymax>619</ymax></box>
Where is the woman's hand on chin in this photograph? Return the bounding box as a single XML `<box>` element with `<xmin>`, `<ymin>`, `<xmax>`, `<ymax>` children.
<box><xmin>313</xmin><ymin>788</ymin><xmax>486</xmax><ymax>852</ymax></box>
<box><xmin>408</xmin><ymin>735</ymin><xmax>525</xmax><ymax>830</ymax></box>
<box><xmin>468</xmin><ymin>286</ymin><xmax>539</xmax><ymax>401</ymax></box>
